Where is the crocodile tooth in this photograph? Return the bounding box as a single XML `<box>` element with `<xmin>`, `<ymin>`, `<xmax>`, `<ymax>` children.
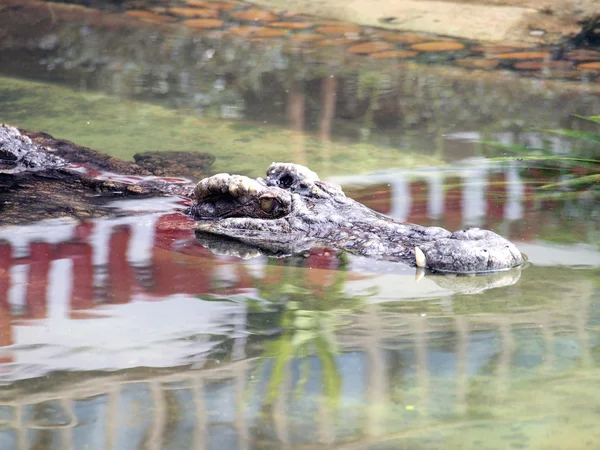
<box><xmin>195</xmin><ymin>222</ymin><xmax>211</xmax><ymax>231</ymax></box>
<box><xmin>415</xmin><ymin>247</ymin><xmax>426</xmax><ymax>268</ymax></box>
<box><xmin>415</xmin><ymin>267</ymin><xmax>425</xmax><ymax>282</ymax></box>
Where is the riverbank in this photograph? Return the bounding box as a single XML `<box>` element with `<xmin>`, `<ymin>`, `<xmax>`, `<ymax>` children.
<box><xmin>251</xmin><ymin>0</ymin><xmax>600</xmax><ymax>43</ymax></box>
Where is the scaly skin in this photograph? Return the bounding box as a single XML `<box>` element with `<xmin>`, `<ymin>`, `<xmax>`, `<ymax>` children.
<box><xmin>190</xmin><ymin>163</ymin><xmax>523</xmax><ymax>274</ymax></box>
<box><xmin>0</xmin><ymin>124</ymin><xmax>65</xmax><ymax>172</ymax></box>
<box><xmin>0</xmin><ymin>124</ymin><xmax>523</xmax><ymax>274</ymax></box>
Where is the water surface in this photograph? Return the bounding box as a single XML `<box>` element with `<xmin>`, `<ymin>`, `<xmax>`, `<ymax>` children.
<box><xmin>0</xmin><ymin>1</ymin><xmax>599</xmax><ymax>449</ymax></box>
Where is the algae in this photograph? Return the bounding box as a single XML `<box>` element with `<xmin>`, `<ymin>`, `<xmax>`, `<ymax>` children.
<box><xmin>0</xmin><ymin>76</ymin><xmax>444</xmax><ymax>178</ymax></box>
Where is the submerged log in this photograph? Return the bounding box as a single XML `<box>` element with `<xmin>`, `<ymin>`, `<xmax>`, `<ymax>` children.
<box><xmin>0</xmin><ymin>124</ymin><xmax>213</xmax><ymax>225</ymax></box>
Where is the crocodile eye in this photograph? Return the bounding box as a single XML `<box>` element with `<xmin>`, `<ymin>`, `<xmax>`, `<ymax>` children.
<box><xmin>260</xmin><ymin>197</ymin><xmax>278</xmax><ymax>214</ymax></box>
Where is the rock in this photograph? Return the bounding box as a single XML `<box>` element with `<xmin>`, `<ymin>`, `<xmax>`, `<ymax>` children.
<box><xmin>133</xmin><ymin>150</ymin><xmax>215</xmax><ymax>179</ymax></box>
<box><xmin>0</xmin><ymin>124</ymin><xmax>65</xmax><ymax>173</ymax></box>
<box><xmin>0</xmin><ymin>125</ymin><xmax>211</xmax><ymax>225</ymax></box>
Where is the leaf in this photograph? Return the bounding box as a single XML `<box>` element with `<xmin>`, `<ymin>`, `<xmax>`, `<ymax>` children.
<box><xmin>480</xmin><ymin>140</ymin><xmax>551</xmax><ymax>156</ymax></box>
<box><xmin>541</xmin><ymin>129</ymin><xmax>600</xmax><ymax>143</ymax></box>
<box><xmin>294</xmin><ymin>356</ymin><xmax>310</xmax><ymax>399</ymax></box>
<box><xmin>314</xmin><ymin>333</ymin><xmax>342</xmax><ymax>411</ymax></box>
<box><xmin>264</xmin><ymin>335</ymin><xmax>294</xmax><ymax>405</ymax></box>
<box><xmin>486</xmin><ymin>155</ymin><xmax>599</xmax><ymax>165</ymax></box>
<box><xmin>573</xmin><ymin>114</ymin><xmax>600</xmax><ymax>125</ymax></box>
<box><xmin>480</xmin><ymin>114</ymin><xmax>599</xmax><ymax>201</ymax></box>
<box><xmin>290</xmin><ymin>329</ymin><xmax>315</xmax><ymax>347</ymax></box>
<box><xmin>535</xmin><ymin>190</ymin><xmax>599</xmax><ymax>200</ymax></box>
<box><xmin>280</xmin><ymin>284</ymin><xmax>313</xmax><ymax>295</ymax></box>
<box><xmin>539</xmin><ymin>174</ymin><xmax>600</xmax><ymax>189</ymax></box>
<box><xmin>197</xmin><ymin>296</ymin><xmax>238</xmax><ymax>303</ymax></box>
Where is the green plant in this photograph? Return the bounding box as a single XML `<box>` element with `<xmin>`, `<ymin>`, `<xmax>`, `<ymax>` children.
<box><xmin>245</xmin><ymin>257</ymin><xmax>376</xmax><ymax>413</ymax></box>
<box><xmin>482</xmin><ymin>115</ymin><xmax>599</xmax><ymax>199</ymax></box>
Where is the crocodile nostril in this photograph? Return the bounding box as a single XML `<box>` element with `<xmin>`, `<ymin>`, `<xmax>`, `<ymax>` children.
<box><xmin>279</xmin><ymin>174</ymin><xmax>294</xmax><ymax>188</ymax></box>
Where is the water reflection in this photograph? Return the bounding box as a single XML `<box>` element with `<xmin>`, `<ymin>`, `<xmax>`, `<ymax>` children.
<box><xmin>2</xmin><ymin>0</ymin><xmax>600</xmax><ymax>173</ymax></box>
<box><xmin>0</xmin><ymin>163</ymin><xmax>597</xmax><ymax>380</ymax></box>
<box><xmin>1</xmin><ymin>2</ymin><xmax>599</xmax><ymax>446</ymax></box>
<box><xmin>0</xmin><ymin>283</ymin><xmax>597</xmax><ymax>448</ymax></box>
<box><xmin>0</xmin><ymin>165</ymin><xmax>597</xmax><ymax>449</ymax></box>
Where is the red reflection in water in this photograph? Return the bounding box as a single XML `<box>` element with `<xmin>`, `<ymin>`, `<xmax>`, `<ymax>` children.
<box><xmin>407</xmin><ymin>180</ymin><xmax>429</xmax><ymax>224</ymax></box>
<box><xmin>0</xmin><ymin>211</ymin><xmax>338</xmax><ymax>346</ymax></box>
<box><xmin>150</xmin><ymin>246</ymin><xmax>213</xmax><ymax>296</ymax></box>
<box><xmin>150</xmin><ymin>214</ymin><xmax>214</xmax><ymax>296</ymax></box>
<box><xmin>107</xmin><ymin>226</ymin><xmax>134</xmax><ymax>304</ymax></box>
<box><xmin>0</xmin><ymin>167</ymin><xmax>539</xmax><ymax>347</ymax></box>
<box><xmin>352</xmin><ymin>183</ymin><xmax>393</xmax><ymax>215</ymax></box>
<box><xmin>0</xmin><ymin>244</ymin><xmax>12</xmax><ymax>350</ymax></box>
<box><xmin>443</xmin><ymin>176</ymin><xmax>463</xmax><ymax>231</ymax></box>
<box><xmin>57</xmin><ymin>239</ymin><xmax>95</xmax><ymax>311</ymax></box>
<box><xmin>486</xmin><ymin>173</ymin><xmax>507</xmax><ymax>221</ymax></box>
<box><xmin>24</xmin><ymin>243</ymin><xmax>51</xmax><ymax>319</ymax></box>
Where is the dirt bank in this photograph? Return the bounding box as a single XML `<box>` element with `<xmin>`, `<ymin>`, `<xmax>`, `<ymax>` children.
<box><xmin>251</xmin><ymin>0</ymin><xmax>600</xmax><ymax>43</ymax></box>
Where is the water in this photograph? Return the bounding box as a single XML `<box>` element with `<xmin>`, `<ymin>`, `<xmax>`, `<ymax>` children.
<box><xmin>0</xmin><ymin>1</ymin><xmax>599</xmax><ymax>449</ymax></box>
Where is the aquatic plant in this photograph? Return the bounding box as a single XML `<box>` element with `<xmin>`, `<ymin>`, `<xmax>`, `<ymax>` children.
<box><xmin>483</xmin><ymin>115</ymin><xmax>599</xmax><ymax>199</ymax></box>
<box><xmin>245</xmin><ymin>256</ymin><xmax>375</xmax><ymax>414</ymax></box>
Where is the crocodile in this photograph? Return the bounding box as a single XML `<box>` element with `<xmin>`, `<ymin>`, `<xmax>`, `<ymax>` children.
<box><xmin>1</xmin><ymin>123</ymin><xmax>523</xmax><ymax>274</ymax></box>
<box><xmin>190</xmin><ymin>163</ymin><xmax>523</xmax><ymax>274</ymax></box>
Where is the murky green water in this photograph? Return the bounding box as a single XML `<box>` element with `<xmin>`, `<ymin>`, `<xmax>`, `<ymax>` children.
<box><xmin>0</xmin><ymin>1</ymin><xmax>599</xmax><ymax>449</ymax></box>
<box><xmin>0</xmin><ymin>76</ymin><xmax>445</xmax><ymax>177</ymax></box>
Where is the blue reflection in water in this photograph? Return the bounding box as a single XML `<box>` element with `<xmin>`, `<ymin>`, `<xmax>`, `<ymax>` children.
<box><xmin>0</xmin><ymin>406</ymin><xmax>15</xmax><ymax>449</ymax></box>
<box><xmin>0</xmin><ymin>428</ymin><xmax>16</xmax><ymax>450</ymax></box>
<box><xmin>73</xmin><ymin>395</ymin><xmax>109</xmax><ymax>450</ymax></box>
<box><xmin>24</xmin><ymin>400</ymin><xmax>71</xmax><ymax>449</ymax></box>
<box><xmin>204</xmin><ymin>380</ymin><xmax>237</xmax><ymax>450</ymax></box>
<box><xmin>287</xmin><ymin>357</ymin><xmax>321</xmax><ymax>444</ymax></box>
<box><xmin>467</xmin><ymin>330</ymin><xmax>502</xmax><ymax>376</ymax></box>
<box><xmin>113</xmin><ymin>383</ymin><xmax>153</xmax><ymax>449</ymax></box>
<box><xmin>162</xmin><ymin>388</ymin><xmax>196</xmax><ymax>450</ymax></box>
<box><xmin>336</xmin><ymin>352</ymin><xmax>368</xmax><ymax>441</ymax></box>
<box><xmin>511</xmin><ymin>328</ymin><xmax>546</xmax><ymax>371</ymax></box>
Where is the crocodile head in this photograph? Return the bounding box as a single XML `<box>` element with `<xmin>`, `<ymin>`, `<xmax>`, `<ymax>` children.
<box><xmin>190</xmin><ymin>164</ymin><xmax>352</xmax><ymax>255</ymax></box>
<box><xmin>189</xmin><ymin>163</ymin><xmax>523</xmax><ymax>274</ymax></box>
